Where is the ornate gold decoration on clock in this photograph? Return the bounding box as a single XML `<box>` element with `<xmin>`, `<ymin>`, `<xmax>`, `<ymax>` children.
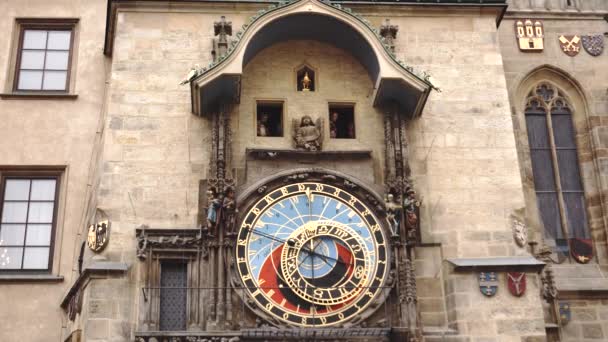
<box><xmin>235</xmin><ymin>182</ymin><xmax>388</xmax><ymax>327</ymax></box>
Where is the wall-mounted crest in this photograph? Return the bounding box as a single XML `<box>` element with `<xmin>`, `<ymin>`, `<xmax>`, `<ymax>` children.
<box><xmin>559</xmin><ymin>35</ymin><xmax>581</xmax><ymax>56</ymax></box>
<box><xmin>512</xmin><ymin>217</ymin><xmax>527</xmax><ymax>247</ymax></box>
<box><xmin>515</xmin><ymin>20</ymin><xmax>544</xmax><ymax>51</ymax></box>
<box><xmin>559</xmin><ymin>302</ymin><xmax>571</xmax><ymax>325</ymax></box>
<box><xmin>582</xmin><ymin>35</ymin><xmax>604</xmax><ymax>56</ymax></box>
<box><xmin>570</xmin><ymin>238</ymin><xmax>593</xmax><ymax>264</ymax></box>
<box><xmin>87</xmin><ymin>220</ymin><xmax>109</xmax><ymax>252</ymax></box>
<box><xmin>507</xmin><ymin>272</ymin><xmax>526</xmax><ymax>297</ymax></box>
<box><xmin>479</xmin><ymin>272</ymin><xmax>498</xmax><ymax>297</ymax></box>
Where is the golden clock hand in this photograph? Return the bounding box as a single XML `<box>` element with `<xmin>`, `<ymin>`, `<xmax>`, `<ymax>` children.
<box><xmin>249</xmin><ymin>228</ymin><xmax>351</xmax><ymax>266</ymax></box>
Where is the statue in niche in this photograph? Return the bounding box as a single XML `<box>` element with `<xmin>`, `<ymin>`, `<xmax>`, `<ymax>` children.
<box><xmin>293</xmin><ymin>115</ymin><xmax>323</xmax><ymax>151</ymax></box>
<box><xmin>222</xmin><ymin>186</ymin><xmax>237</xmax><ymax>237</ymax></box>
<box><xmin>301</xmin><ymin>72</ymin><xmax>311</xmax><ymax>91</ymax></box>
<box><xmin>384</xmin><ymin>193</ymin><xmax>402</xmax><ymax>237</ymax></box>
<box><xmin>296</xmin><ymin>66</ymin><xmax>315</xmax><ymax>91</ymax></box>
<box><xmin>403</xmin><ymin>185</ymin><xmax>420</xmax><ymax>242</ymax></box>
<box><xmin>206</xmin><ymin>186</ymin><xmax>222</xmax><ymax>236</ymax></box>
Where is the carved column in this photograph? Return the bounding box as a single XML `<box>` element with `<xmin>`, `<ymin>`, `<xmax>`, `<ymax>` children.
<box><xmin>383</xmin><ymin>103</ymin><xmax>421</xmax><ymax>341</ymax></box>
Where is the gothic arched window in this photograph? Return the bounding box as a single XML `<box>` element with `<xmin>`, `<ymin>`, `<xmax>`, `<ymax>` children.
<box><xmin>525</xmin><ymin>83</ymin><xmax>589</xmax><ymax>244</ymax></box>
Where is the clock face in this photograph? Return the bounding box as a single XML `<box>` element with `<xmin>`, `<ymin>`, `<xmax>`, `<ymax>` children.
<box><xmin>235</xmin><ymin>182</ymin><xmax>388</xmax><ymax>327</ymax></box>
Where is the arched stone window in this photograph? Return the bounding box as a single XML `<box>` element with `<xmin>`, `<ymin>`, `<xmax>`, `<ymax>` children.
<box><xmin>524</xmin><ymin>83</ymin><xmax>589</xmax><ymax>243</ymax></box>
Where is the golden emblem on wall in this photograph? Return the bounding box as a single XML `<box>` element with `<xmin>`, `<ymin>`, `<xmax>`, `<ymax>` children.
<box><xmin>559</xmin><ymin>35</ymin><xmax>581</xmax><ymax>57</ymax></box>
<box><xmin>87</xmin><ymin>220</ymin><xmax>109</xmax><ymax>252</ymax></box>
<box><xmin>515</xmin><ymin>19</ymin><xmax>544</xmax><ymax>51</ymax></box>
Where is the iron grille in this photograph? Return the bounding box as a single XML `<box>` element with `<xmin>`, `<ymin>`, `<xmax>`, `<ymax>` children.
<box><xmin>159</xmin><ymin>261</ymin><xmax>188</xmax><ymax>331</ymax></box>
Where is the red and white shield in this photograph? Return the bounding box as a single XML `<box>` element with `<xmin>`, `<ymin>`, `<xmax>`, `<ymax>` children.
<box><xmin>507</xmin><ymin>272</ymin><xmax>526</xmax><ymax>297</ymax></box>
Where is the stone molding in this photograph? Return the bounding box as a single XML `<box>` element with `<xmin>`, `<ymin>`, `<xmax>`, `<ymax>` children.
<box><xmin>446</xmin><ymin>256</ymin><xmax>546</xmax><ymax>272</ymax></box>
<box><xmin>60</xmin><ymin>261</ymin><xmax>129</xmax><ymax>310</ymax></box>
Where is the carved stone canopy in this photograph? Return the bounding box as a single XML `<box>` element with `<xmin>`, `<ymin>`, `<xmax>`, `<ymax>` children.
<box><xmin>189</xmin><ymin>0</ymin><xmax>433</xmax><ymax>118</ymax></box>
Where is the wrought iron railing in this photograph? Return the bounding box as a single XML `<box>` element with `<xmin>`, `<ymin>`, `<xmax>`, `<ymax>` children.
<box><xmin>136</xmin><ymin>285</ymin><xmax>408</xmax><ymax>341</ymax></box>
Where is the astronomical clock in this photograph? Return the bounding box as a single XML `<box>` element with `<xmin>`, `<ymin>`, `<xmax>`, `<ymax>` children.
<box><xmin>235</xmin><ymin>179</ymin><xmax>391</xmax><ymax>327</ymax></box>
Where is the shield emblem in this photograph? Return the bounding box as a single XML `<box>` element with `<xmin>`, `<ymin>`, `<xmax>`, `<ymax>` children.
<box><xmin>552</xmin><ymin>239</ymin><xmax>569</xmax><ymax>264</ymax></box>
<box><xmin>87</xmin><ymin>220</ymin><xmax>110</xmax><ymax>252</ymax></box>
<box><xmin>479</xmin><ymin>272</ymin><xmax>498</xmax><ymax>297</ymax></box>
<box><xmin>512</xmin><ymin>218</ymin><xmax>527</xmax><ymax>247</ymax></box>
<box><xmin>570</xmin><ymin>238</ymin><xmax>593</xmax><ymax>264</ymax></box>
<box><xmin>507</xmin><ymin>272</ymin><xmax>526</xmax><ymax>297</ymax></box>
<box><xmin>559</xmin><ymin>302</ymin><xmax>571</xmax><ymax>325</ymax></box>
<box><xmin>582</xmin><ymin>35</ymin><xmax>604</xmax><ymax>56</ymax></box>
<box><xmin>559</xmin><ymin>35</ymin><xmax>581</xmax><ymax>56</ymax></box>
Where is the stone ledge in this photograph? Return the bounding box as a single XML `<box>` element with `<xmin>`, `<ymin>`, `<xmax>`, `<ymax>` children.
<box><xmin>60</xmin><ymin>261</ymin><xmax>129</xmax><ymax>309</ymax></box>
<box><xmin>246</xmin><ymin>148</ymin><xmax>372</xmax><ymax>161</ymax></box>
<box><xmin>0</xmin><ymin>274</ymin><xmax>64</xmax><ymax>283</ymax></box>
<box><xmin>0</xmin><ymin>93</ymin><xmax>78</xmax><ymax>100</ymax></box>
<box><xmin>446</xmin><ymin>256</ymin><xmax>545</xmax><ymax>272</ymax></box>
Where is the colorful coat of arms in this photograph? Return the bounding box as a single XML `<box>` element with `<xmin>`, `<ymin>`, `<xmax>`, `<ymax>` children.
<box><xmin>479</xmin><ymin>272</ymin><xmax>498</xmax><ymax>297</ymax></box>
<box><xmin>559</xmin><ymin>35</ymin><xmax>581</xmax><ymax>57</ymax></box>
<box><xmin>570</xmin><ymin>238</ymin><xmax>593</xmax><ymax>264</ymax></box>
<box><xmin>507</xmin><ymin>272</ymin><xmax>526</xmax><ymax>297</ymax></box>
<box><xmin>87</xmin><ymin>220</ymin><xmax>110</xmax><ymax>252</ymax></box>
<box><xmin>582</xmin><ymin>35</ymin><xmax>604</xmax><ymax>56</ymax></box>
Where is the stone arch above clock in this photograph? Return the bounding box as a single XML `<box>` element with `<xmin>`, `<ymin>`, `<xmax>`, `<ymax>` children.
<box><xmin>189</xmin><ymin>0</ymin><xmax>433</xmax><ymax>118</ymax></box>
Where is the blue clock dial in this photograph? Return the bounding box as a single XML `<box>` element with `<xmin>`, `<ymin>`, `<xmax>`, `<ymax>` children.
<box><xmin>236</xmin><ymin>182</ymin><xmax>388</xmax><ymax>327</ymax></box>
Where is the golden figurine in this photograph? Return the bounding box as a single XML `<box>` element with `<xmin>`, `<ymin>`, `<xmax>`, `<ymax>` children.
<box><xmin>301</xmin><ymin>72</ymin><xmax>311</xmax><ymax>91</ymax></box>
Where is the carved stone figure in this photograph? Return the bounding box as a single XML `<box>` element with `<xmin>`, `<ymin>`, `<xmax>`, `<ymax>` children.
<box><xmin>402</xmin><ymin>186</ymin><xmax>420</xmax><ymax>242</ymax></box>
<box><xmin>385</xmin><ymin>193</ymin><xmax>402</xmax><ymax>237</ymax></box>
<box><xmin>512</xmin><ymin>217</ymin><xmax>527</xmax><ymax>247</ymax></box>
<box><xmin>379</xmin><ymin>19</ymin><xmax>398</xmax><ymax>52</ymax></box>
<box><xmin>222</xmin><ymin>186</ymin><xmax>236</xmax><ymax>236</ymax></box>
<box><xmin>293</xmin><ymin>115</ymin><xmax>323</xmax><ymax>151</ymax></box>
<box><xmin>206</xmin><ymin>187</ymin><xmax>222</xmax><ymax>235</ymax></box>
<box><xmin>212</xmin><ymin>16</ymin><xmax>232</xmax><ymax>61</ymax></box>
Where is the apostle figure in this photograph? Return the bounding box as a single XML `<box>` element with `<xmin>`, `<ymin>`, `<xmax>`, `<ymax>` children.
<box><xmin>329</xmin><ymin>111</ymin><xmax>339</xmax><ymax>138</ymax></box>
<box><xmin>257</xmin><ymin>113</ymin><xmax>269</xmax><ymax>137</ymax></box>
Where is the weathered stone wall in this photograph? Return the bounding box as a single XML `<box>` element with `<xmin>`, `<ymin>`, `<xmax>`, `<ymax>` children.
<box><xmin>0</xmin><ymin>0</ymin><xmax>108</xmax><ymax>341</ymax></box>
<box><xmin>99</xmin><ymin>3</ymin><xmax>548</xmax><ymax>341</ymax></box>
<box><xmin>384</xmin><ymin>8</ymin><xmax>546</xmax><ymax>341</ymax></box>
<box><xmin>499</xmin><ymin>6</ymin><xmax>608</xmax><ymax>340</ymax></box>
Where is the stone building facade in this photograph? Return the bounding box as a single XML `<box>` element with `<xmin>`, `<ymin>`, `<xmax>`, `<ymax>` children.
<box><xmin>0</xmin><ymin>0</ymin><xmax>606</xmax><ymax>341</ymax></box>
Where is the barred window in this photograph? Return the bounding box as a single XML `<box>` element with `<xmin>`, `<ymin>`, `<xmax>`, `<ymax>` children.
<box><xmin>159</xmin><ymin>261</ymin><xmax>188</xmax><ymax>331</ymax></box>
<box><xmin>525</xmin><ymin>83</ymin><xmax>589</xmax><ymax>243</ymax></box>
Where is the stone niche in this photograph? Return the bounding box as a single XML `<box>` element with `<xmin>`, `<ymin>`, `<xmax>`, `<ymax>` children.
<box><xmin>233</xmin><ymin>40</ymin><xmax>384</xmax><ymax>186</ymax></box>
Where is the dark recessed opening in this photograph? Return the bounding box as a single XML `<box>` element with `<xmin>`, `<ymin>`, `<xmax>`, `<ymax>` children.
<box><xmin>257</xmin><ymin>101</ymin><xmax>284</xmax><ymax>137</ymax></box>
<box><xmin>329</xmin><ymin>104</ymin><xmax>355</xmax><ymax>139</ymax></box>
